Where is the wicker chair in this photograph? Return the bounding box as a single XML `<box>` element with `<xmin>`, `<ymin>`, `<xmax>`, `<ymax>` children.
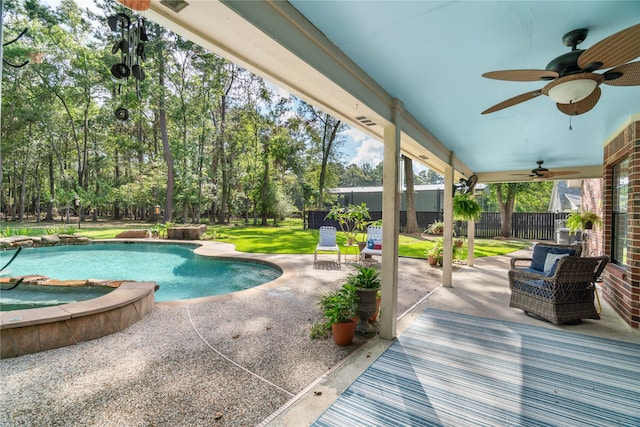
<box><xmin>509</xmin><ymin>255</ymin><xmax>609</xmax><ymax>324</ymax></box>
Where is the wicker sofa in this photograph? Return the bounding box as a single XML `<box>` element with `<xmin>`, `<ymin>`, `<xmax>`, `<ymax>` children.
<box><xmin>508</xmin><ymin>243</ymin><xmax>608</xmax><ymax>324</ymax></box>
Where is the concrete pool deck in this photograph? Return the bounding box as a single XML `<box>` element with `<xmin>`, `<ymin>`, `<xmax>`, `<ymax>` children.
<box><xmin>1</xmin><ymin>241</ymin><xmax>637</xmax><ymax>426</ymax></box>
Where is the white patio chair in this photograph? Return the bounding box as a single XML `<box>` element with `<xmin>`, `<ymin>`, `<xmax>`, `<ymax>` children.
<box><xmin>314</xmin><ymin>226</ymin><xmax>341</xmax><ymax>269</ymax></box>
<box><xmin>360</xmin><ymin>225</ymin><xmax>382</xmax><ymax>264</ymax></box>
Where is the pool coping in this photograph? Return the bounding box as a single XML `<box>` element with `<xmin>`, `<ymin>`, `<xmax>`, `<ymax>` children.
<box><xmin>0</xmin><ymin>239</ymin><xmax>294</xmax><ymax>358</ymax></box>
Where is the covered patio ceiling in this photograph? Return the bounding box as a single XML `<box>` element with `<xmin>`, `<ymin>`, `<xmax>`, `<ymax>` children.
<box><xmin>144</xmin><ymin>1</ymin><xmax>639</xmax><ymax>183</ymax></box>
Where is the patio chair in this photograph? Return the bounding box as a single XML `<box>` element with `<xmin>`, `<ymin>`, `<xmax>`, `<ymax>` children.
<box><xmin>360</xmin><ymin>225</ymin><xmax>382</xmax><ymax>265</ymax></box>
<box><xmin>314</xmin><ymin>226</ymin><xmax>341</xmax><ymax>269</ymax></box>
<box><xmin>508</xmin><ymin>255</ymin><xmax>608</xmax><ymax>324</ymax></box>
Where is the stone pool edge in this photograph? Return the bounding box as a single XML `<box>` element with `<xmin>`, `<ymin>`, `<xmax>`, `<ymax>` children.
<box><xmin>0</xmin><ymin>281</ymin><xmax>156</xmax><ymax>359</ymax></box>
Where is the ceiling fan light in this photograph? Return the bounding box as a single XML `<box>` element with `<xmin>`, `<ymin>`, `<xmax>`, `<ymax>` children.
<box><xmin>547</xmin><ymin>79</ymin><xmax>597</xmax><ymax>104</ymax></box>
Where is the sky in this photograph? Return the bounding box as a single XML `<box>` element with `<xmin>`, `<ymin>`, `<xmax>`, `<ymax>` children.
<box><xmin>39</xmin><ymin>0</ymin><xmax>387</xmax><ymax>168</ymax></box>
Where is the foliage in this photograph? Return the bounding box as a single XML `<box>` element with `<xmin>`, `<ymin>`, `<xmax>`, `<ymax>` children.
<box><xmin>45</xmin><ymin>226</ymin><xmax>77</xmax><ymax>235</ymax></box>
<box><xmin>425</xmin><ymin>220</ymin><xmax>444</xmax><ymax>235</ymax></box>
<box><xmin>453</xmin><ymin>193</ymin><xmax>482</xmax><ymax>221</ymax></box>
<box><xmin>318</xmin><ymin>284</ymin><xmax>359</xmax><ymax>325</ymax></box>
<box><xmin>309</xmin><ymin>321</ymin><xmax>330</xmax><ymax>339</ymax></box>
<box><xmin>485</xmin><ymin>182</ymin><xmax>554</xmax><ymax>213</ymax></box>
<box><xmin>324</xmin><ymin>203</ymin><xmax>372</xmax><ymax>242</ymax></box>
<box><xmin>566</xmin><ymin>210</ymin><xmax>602</xmax><ymax>233</ymax></box>
<box><xmin>345</xmin><ymin>266</ymin><xmax>381</xmax><ymax>289</ymax></box>
<box><xmin>426</xmin><ymin>240</ymin><xmax>444</xmax><ymax>265</ymax></box>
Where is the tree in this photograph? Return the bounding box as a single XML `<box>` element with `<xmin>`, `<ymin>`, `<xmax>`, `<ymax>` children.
<box><xmin>490</xmin><ymin>182</ymin><xmax>553</xmax><ymax>237</ymax></box>
<box><xmin>403</xmin><ymin>156</ymin><xmax>419</xmax><ymax>233</ymax></box>
<box><xmin>297</xmin><ymin>102</ymin><xmax>347</xmax><ymax>208</ymax></box>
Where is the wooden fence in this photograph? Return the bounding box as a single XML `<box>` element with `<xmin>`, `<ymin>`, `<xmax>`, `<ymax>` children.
<box><xmin>307</xmin><ymin>211</ymin><xmax>571</xmax><ymax>241</ymax></box>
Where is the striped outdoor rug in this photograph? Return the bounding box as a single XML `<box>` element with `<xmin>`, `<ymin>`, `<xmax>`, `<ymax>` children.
<box><xmin>313</xmin><ymin>309</ymin><xmax>640</xmax><ymax>427</ymax></box>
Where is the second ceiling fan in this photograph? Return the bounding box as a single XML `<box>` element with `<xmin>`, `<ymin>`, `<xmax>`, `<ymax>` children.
<box><xmin>513</xmin><ymin>161</ymin><xmax>577</xmax><ymax>179</ymax></box>
<box><xmin>481</xmin><ymin>23</ymin><xmax>640</xmax><ymax>116</ymax></box>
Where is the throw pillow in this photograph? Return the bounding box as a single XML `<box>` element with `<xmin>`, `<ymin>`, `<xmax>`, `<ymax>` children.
<box><xmin>543</xmin><ymin>253</ymin><xmax>569</xmax><ymax>276</ymax></box>
<box><xmin>531</xmin><ymin>245</ymin><xmax>553</xmax><ymax>271</ymax></box>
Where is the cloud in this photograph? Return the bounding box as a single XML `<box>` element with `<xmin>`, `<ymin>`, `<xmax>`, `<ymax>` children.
<box><xmin>345</xmin><ymin>128</ymin><xmax>383</xmax><ymax>166</ymax></box>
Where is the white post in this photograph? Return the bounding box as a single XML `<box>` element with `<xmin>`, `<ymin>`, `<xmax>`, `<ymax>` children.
<box><xmin>379</xmin><ymin>100</ymin><xmax>402</xmax><ymax>340</ymax></box>
<box><xmin>442</xmin><ymin>164</ymin><xmax>454</xmax><ymax>287</ymax></box>
<box><xmin>467</xmin><ymin>219</ymin><xmax>475</xmax><ymax>267</ymax></box>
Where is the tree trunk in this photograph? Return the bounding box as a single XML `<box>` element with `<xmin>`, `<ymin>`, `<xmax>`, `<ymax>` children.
<box><xmin>403</xmin><ymin>156</ymin><xmax>419</xmax><ymax>233</ymax></box>
<box><xmin>158</xmin><ymin>33</ymin><xmax>174</xmax><ymax>224</ymax></box>
<box><xmin>317</xmin><ymin>115</ymin><xmax>340</xmax><ymax>208</ymax></box>
<box><xmin>261</xmin><ymin>142</ymin><xmax>270</xmax><ymax>226</ymax></box>
<box><xmin>497</xmin><ymin>183</ymin><xmax>516</xmax><ymax>238</ymax></box>
<box><xmin>160</xmin><ymin>107</ymin><xmax>174</xmax><ymax>223</ymax></box>
<box><xmin>18</xmin><ymin>154</ymin><xmax>28</xmax><ymax>223</ymax></box>
<box><xmin>45</xmin><ymin>154</ymin><xmax>55</xmax><ymax>221</ymax></box>
<box><xmin>113</xmin><ymin>148</ymin><xmax>121</xmax><ymax>220</ymax></box>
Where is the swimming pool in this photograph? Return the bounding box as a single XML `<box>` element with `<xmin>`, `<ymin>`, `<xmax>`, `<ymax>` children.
<box><xmin>0</xmin><ymin>243</ymin><xmax>281</xmax><ymax>310</ymax></box>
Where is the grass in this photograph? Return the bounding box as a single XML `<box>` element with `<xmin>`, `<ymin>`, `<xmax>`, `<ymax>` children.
<box><xmin>0</xmin><ymin>219</ymin><xmax>532</xmax><ymax>259</ymax></box>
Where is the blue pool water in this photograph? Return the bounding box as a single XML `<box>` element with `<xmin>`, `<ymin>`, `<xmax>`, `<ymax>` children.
<box><xmin>0</xmin><ymin>243</ymin><xmax>281</xmax><ymax>310</ymax></box>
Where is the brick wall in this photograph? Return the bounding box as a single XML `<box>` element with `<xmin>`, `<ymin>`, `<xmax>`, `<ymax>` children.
<box><xmin>602</xmin><ymin>118</ymin><xmax>640</xmax><ymax>328</ymax></box>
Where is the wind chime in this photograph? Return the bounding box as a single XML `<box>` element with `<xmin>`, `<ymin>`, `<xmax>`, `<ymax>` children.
<box><xmin>108</xmin><ymin>9</ymin><xmax>148</xmax><ymax>121</ymax></box>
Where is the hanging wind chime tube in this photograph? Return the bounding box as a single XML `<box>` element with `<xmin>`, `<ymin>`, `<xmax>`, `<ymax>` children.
<box><xmin>117</xmin><ymin>0</ymin><xmax>150</xmax><ymax>11</ymax></box>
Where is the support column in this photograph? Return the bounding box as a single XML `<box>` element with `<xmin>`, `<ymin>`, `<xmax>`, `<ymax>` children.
<box><xmin>379</xmin><ymin>100</ymin><xmax>402</xmax><ymax>340</ymax></box>
<box><xmin>442</xmin><ymin>164</ymin><xmax>454</xmax><ymax>287</ymax></box>
<box><xmin>467</xmin><ymin>219</ymin><xmax>475</xmax><ymax>267</ymax></box>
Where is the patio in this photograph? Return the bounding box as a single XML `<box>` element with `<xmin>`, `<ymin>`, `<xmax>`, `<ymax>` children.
<box><xmin>1</xmin><ymin>244</ymin><xmax>637</xmax><ymax>426</ymax></box>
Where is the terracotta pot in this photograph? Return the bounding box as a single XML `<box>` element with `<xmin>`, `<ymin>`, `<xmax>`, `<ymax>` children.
<box><xmin>428</xmin><ymin>255</ymin><xmax>438</xmax><ymax>266</ymax></box>
<box><xmin>331</xmin><ymin>320</ymin><xmax>357</xmax><ymax>346</ymax></box>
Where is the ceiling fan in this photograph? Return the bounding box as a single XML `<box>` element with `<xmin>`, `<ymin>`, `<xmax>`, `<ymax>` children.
<box><xmin>482</xmin><ymin>23</ymin><xmax>640</xmax><ymax>116</ymax></box>
<box><xmin>512</xmin><ymin>161</ymin><xmax>577</xmax><ymax>179</ymax></box>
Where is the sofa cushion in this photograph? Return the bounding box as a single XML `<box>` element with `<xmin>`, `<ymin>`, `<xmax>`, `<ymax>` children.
<box><xmin>543</xmin><ymin>253</ymin><xmax>570</xmax><ymax>276</ymax></box>
<box><xmin>531</xmin><ymin>245</ymin><xmax>553</xmax><ymax>271</ymax></box>
<box><xmin>531</xmin><ymin>245</ymin><xmax>577</xmax><ymax>271</ymax></box>
<box><xmin>548</xmin><ymin>247</ymin><xmax>577</xmax><ymax>256</ymax></box>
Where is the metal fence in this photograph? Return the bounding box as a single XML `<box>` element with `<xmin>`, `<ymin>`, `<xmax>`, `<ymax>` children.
<box><xmin>307</xmin><ymin>210</ymin><xmax>571</xmax><ymax>241</ymax></box>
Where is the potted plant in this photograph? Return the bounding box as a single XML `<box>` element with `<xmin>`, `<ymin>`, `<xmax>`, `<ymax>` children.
<box><xmin>453</xmin><ymin>193</ymin><xmax>482</xmax><ymax>222</ymax></box>
<box><xmin>317</xmin><ymin>284</ymin><xmax>359</xmax><ymax>346</ymax></box>
<box><xmin>426</xmin><ymin>241</ymin><xmax>444</xmax><ymax>266</ymax></box>
<box><xmin>425</xmin><ymin>220</ymin><xmax>445</xmax><ymax>235</ymax></box>
<box><xmin>325</xmin><ymin>203</ymin><xmax>371</xmax><ymax>245</ymax></box>
<box><xmin>345</xmin><ymin>266</ymin><xmax>381</xmax><ymax>332</ymax></box>
<box><xmin>566</xmin><ymin>210</ymin><xmax>603</xmax><ymax>234</ymax></box>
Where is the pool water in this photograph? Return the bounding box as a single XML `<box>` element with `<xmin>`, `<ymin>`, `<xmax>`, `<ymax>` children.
<box><xmin>0</xmin><ymin>285</ymin><xmax>114</xmax><ymax>311</ymax></box>
<box><xmin>0</xmin><ymin>243</ymin><xmax>281</xmax><ymax>311</ymax></box>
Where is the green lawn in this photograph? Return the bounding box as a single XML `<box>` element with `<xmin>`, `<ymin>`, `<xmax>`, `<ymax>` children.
<box><xmin>0</xmin><ymin>219</ymin><xmax>531</xmax><ymax>259</ymax></box>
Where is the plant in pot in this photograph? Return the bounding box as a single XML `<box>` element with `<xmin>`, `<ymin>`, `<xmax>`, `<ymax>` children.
<box><xmin>425</xmin><ymin>220</ymin><xmax>445</xmax><ymax>235</ymax></box>
<box><xmin>345</xmin><ymin>266</ymin><xmax>381</xmax><ymax>332</ymax></box>
<box><xmin>317</xmin><ymin>284</ymin><xmax>359</xmax><ymax>346</ymax></box>
<box><xmin>325</xmin><ymin>203</ymin><xmax>371</xmax><ymax>246</ymax></box>
<box><xmin>566</xmin><ymin>210</ymin><xmax>602</xmax><ymax>234</ymax></box>
<box><xmin>426</xmin><ymin>241</ymin><xmax>444</xmax><ymax>266</ymax></box>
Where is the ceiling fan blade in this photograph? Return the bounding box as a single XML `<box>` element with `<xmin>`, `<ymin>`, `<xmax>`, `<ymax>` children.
<box><xmin>603</xmin><ymin>61</ymin><xmax>640</xmax><ymax>86</ymax></box>
<box><xmin>482</xmin><ymin>70</ymin><xmax>559</xmax><ymax>81</ymax></box>
<box><xmin>548</xmin><ymin>170</ymin><xmax>579</xmax><ymax>177</ymax></box>
<box><xmin>556</xmin><ymin>87</ymin><xmax>601</xmax><ymax>116</ymax></box>
<box><xmin>577</xmin><ymin>23</ymin><xmax>640</xmax><ymax>70</ymax></box>
<box><xmin>481</xmin><ymin>90</ymin><xmax>543</xmax><ymax>114</ymax></box>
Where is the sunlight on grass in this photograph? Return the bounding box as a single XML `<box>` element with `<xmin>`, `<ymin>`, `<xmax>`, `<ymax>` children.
<box><xmin>1</xmin><ymin>220</ymin><xmax>532</xmax><ymax>258</ymax></box>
